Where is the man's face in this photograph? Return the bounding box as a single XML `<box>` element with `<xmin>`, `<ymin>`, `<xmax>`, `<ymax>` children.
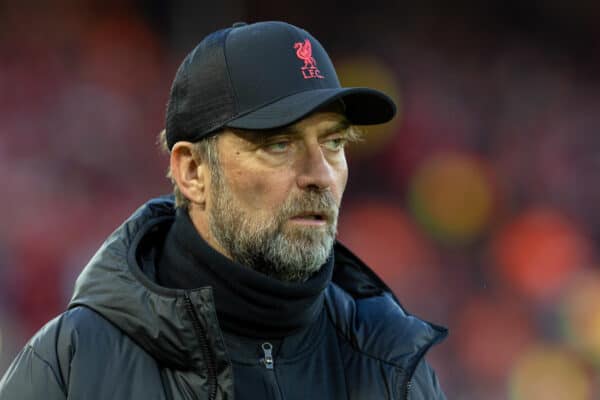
<box><xmin>205</xmin><ymin>110</ymin><xmax>350</xmax><ymax>282</ymax></box>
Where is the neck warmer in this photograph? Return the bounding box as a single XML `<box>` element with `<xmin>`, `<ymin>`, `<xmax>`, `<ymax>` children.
<box><xmin>156</xmin><ymin>209</ymin><xmax>333</xmax><ymax>338</ymax></box>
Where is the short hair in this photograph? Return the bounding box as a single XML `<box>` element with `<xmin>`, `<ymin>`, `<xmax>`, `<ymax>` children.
<box><xmin>158</xmin><ymin>129</ymin><xmax>219</xmax><ymax>210</ymax></box>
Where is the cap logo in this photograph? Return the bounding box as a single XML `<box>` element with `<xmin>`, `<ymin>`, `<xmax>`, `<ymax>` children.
<box><xmin>293</xmin><ymin>39</ymin><xmax>324</xmax><ymax>80</ymax></box>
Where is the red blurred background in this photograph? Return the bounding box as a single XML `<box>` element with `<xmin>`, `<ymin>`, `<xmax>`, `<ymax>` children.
<box><xmin>1</xmin><ymin>1</ymin><xmax>600</xmax><ymax>398</ymax></box>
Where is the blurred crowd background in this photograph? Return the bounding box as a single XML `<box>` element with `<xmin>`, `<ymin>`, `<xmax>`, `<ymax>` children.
<box><xmin>1</xmin><ymin>1</ymin><xmax>600</xmax><ymax>398</ymax></box>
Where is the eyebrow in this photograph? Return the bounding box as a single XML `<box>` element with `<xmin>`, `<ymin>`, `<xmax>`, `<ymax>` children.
<box><xmin>233</xmin><ymin>119</ymin><xmax>352</xmax><ymax>145</ymax></box>
<box><xmin>280</xmin><ymin>119</ymin><xmax>351</xmax><ymax>137</ymax></box>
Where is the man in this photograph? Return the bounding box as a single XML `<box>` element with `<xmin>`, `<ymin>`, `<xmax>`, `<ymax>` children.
<box><xmin>0</xmin><ymin>21</ymin><xmax>447</xmax><ymax>399</ymax></box>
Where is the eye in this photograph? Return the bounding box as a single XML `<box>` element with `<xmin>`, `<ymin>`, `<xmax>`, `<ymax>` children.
<box><xmin>264</xmin><ymin>140</ymin><xmax>290</xmax><ymax>153</ymax></box>
<box><xmin>322</xmin><ymin>137</ymin><xmax>348</xmax><ymax>151</ymax></box>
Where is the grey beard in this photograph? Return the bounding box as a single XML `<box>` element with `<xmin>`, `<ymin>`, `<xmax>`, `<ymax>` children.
<box><xmin>208</xmin><ymin>181</ymin><xmax>338</xmax><ymax>282</ymax></box>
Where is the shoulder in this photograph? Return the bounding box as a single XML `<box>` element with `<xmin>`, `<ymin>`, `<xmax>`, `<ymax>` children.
<box><xmin>28</xmin><ymin>307</ymin><xmax>107</xmax><ymax>357</ymax></box>
<box><xmin>28</xmin><ymin>307</ymin><xmax>124</xmax><ymax>367</ymax></box>
<box><xmin>55</xmin><ymin>305</ymin><xmax>153</xmax><ymax>357</ymax></box>
<box><xmin>3</xmin><ymin>306</ymin><xmax>126</xmax><ymax>395</ymax></box>
<box><xmin>324</xmin><ymin>282</ymin><xmax>446</xmax><ymax>370</ymax></box>
<box><xmin>323</xmin><ymin>283</ymin><xmax>447</xmax><ymax>399</ymax></box>
<box><xmin>27</xmin><ymin>306</ymin><xmax>159</xmax><ymax>393</ymax></box>
<box><xmin>330</xmin><ymin>242</ymin><xmax>447</xmax><ymax>369</ymax></box>
<box><xmin>31</xmin><ymin>306</ymin><xmax>122</xmax><ymax>350</ymax></box>
<box><xmin>329</xmin><ymin>242</ymin><xmax>448</xmax><ymax>398</ymax></box>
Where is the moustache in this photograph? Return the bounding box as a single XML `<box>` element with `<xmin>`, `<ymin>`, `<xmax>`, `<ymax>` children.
<box><xmin>280</xmin><ymin>191</ymin><xmax>339</xmax><ymax>223</ymax></box>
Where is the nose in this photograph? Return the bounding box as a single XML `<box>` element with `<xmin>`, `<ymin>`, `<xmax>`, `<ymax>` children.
<box><xmin>296</xmin><ymin>144</ymin><xmax>336</xmax><ymax>191</ymax></box>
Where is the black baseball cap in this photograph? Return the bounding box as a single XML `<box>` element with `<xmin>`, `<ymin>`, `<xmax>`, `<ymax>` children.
<box><xmin>165</xmin><ymin>21</ymin><xmax>397</xmax><ymax>149</ymax></box>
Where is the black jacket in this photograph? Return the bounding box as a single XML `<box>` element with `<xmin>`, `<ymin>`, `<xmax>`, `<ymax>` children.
<box><xmin>0</xmin><ymin>197</ymin><xmax>447</xmax><ymax>399</ymax></box>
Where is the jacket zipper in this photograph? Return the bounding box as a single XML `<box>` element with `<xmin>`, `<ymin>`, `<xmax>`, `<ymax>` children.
<box><xmin>403</xmin><ymin>379</ymin><xmax>412</xmax><ymax>400</ymax></box>
<box><xmin>260</xmin><ymin>342</ymin><xmax>274</xmax><ymax>369</ymax></box>
<box><xmin>184</xmin><ymin>293</ymin><xmax>218</xmax><ymax>400</ymax></box>
<box><xmin>260</xmin><ymin>342</ymin><xmax>284</xmax><ymax>400</ymax></box>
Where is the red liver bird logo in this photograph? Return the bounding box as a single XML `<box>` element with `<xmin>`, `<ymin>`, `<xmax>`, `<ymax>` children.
<box><xmin>293</xmin><ymin>39</ymin><xmax>324</xmax><ymax>79</ymax></box>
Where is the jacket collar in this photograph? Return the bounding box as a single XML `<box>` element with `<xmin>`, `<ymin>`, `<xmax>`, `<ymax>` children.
<box><xmin>69</xmin><ymin>197</ymin><xmax>218</xmax><ymax>369</ymax></box>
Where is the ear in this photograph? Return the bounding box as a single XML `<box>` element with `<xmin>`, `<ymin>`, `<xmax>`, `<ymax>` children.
<box><xmin>170</xmin><ymin>142</ymin><xmax>207</xmax><ymax>207</ymax></box>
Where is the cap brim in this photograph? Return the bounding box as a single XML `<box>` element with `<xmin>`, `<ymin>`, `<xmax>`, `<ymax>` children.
<box><xmin>225</xmin><ymin>87</ymin><xmax>396</xmax><ymax>130</ymax></box>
